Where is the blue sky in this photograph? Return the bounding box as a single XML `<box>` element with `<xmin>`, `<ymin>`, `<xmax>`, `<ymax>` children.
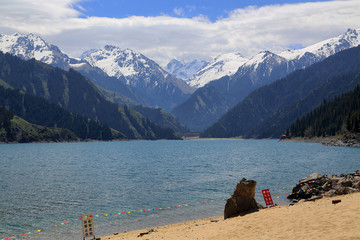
<box><xmin>0</xmin><ymin>0</ymin><xmax>359</xmax><ymax>65</ymax></box>
<box><xmin>79</xmin><ymin>0</ymin><xmax>330</xmax><ymax>21</ymax></box>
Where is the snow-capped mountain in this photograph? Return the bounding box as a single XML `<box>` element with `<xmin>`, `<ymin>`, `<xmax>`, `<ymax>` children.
<box><xmin>165</xmin><ymin>59</ymin><xmax>208</xmax><ymax>81</ymax></box>
<box><xmin>187</xmin><ymin>52</ymin><xmax>249</xmax><ymax>88</ymax></box>
<box><xmin>0</xmin><ymin>33</ymin><xmax>193</xmax><ymax>111</ymax></box>
<box><xmin>83</xmin><ymin>45</ymin><xmax>170</xmax><ymax>81</ymax></box>
<box><xmin>173</xmin><ymin>28</ymin><xmax>360</xmax><ymax>131</ymax></box>
<box><xmin>184</xmin><ymin>28</ymin><xmax>360</xmax><ymax>90</ymax></box>
<box><xmin>279</xmin><ymin>28</ymin><xmax>360</xmax><ymax>61</ymax></box>
<box><xmin>0</xmin><ymin>33</ymin><xmax>78</xmax><ymax>69</ymax></box>
<box><xmin>231</xmin><ymin>28</ymin><xmax>360</xmax><ymax>88</ymax></box>
<box><xmin>82</xmin><ymin>45</ymin><xmax>194</xmax><ymax>110</ymax></box>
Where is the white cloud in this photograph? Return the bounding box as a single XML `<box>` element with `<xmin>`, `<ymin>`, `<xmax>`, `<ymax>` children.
<box><xmin>0</xmin><ymin>0</ymin><xmax>359</xmax><ymax>66</ymax></box>
<box><xmin>173</xmin><ymin>8</ymin><xmax>184</xmax><ymax>16</ymax></box>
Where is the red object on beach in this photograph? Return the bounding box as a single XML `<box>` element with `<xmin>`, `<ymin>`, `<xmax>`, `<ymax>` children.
<box><xmin>262</xmin><ymin>189</ymin><xmax>274</xmax><ymax>206</ymax></box>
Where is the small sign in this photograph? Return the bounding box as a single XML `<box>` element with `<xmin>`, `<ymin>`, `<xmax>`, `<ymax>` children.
<box><xmin>81</xmin><ymin>214</ymin><xmax>95</xmax><ymax>239</ymax></box>
<box><xmin>262</xmin><ymin>189</ymin><xmax>274</xmax><ymax>206</ymax></box>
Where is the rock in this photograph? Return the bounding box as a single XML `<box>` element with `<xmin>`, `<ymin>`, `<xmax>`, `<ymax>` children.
<box><xmin>288</xmin><ymin>171</ymin><xmax>360</xmax><ymax>202</ymax></box>
<box><xmin>224</xmin><ymin>178</ymin><xmax>263</xmax><ymax>219</ymax></box>
<box><xmin>299</xmin><ymin>173</ymin><xmax>323</xmax><ymax>184</ymax></box>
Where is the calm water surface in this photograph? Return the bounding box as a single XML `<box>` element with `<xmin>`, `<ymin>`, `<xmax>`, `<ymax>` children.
<box><xmin>0</xmin><ymin>140</ymin><xmax>359</xmax><ymax>239</ymax></box>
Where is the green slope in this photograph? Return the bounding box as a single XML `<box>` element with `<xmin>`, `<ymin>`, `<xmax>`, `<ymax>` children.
<box><xmin>0</xmin><ymin>107</ymin><xmax>78</xmax><ymax>143</ymax></box>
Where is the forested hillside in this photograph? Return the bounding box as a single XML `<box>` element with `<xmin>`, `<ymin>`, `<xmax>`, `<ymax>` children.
<box><xmin>288</xmin><ymin>85</ymin><xmax>360</xmax><ymax>137</ymax></box>
<box><xmin>0</xmin><ymin>85</ymin><xmax>124</xmax><ymax>141</ymax></box>
<box><xmin>0</xmin><ymin>106</ymin><xmax>79</xmax><ymax>143</ymax></box>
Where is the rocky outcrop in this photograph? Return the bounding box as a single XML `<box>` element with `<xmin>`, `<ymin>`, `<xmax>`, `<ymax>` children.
<box><xmin>288</xmin><ymin>171</ymin><xmax>360</xmax><ymax>202</ymax></box>
<box><xmin>321</xmin><ymin>133</ymin><xmax>360</xmax><ymax>147</ymax></box>
<box><xmin>224</xmin><ymin>178</ymin><xmax>263</xmax><ymax>219</ymax></box>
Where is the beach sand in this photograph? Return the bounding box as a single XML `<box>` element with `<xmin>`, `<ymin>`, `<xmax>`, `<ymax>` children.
<box><xmin>100</xmin><ymin>192</ymin><xmax>360</xmax><ymax>240</ymax></box>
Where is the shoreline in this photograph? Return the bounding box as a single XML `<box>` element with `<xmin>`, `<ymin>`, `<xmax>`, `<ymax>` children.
<box><xmin>101</xmin><ymin>192</ymin><xmax>360</xmax><ymax>240</ymax></box>
<box><xmin>281</xmin><ymin>135</ymin><xmax>360</xmax><ymax>147</ymax></box>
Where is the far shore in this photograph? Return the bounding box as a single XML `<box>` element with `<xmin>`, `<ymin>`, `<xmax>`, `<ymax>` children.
<box><xmin>101</xmin><ymin>192</ymin><xmax>360</xmax><ymax>240</ymax></box>
<box><xmin>2</xmin><ymin>134</ymin><xmax>359</xmax><ymax>147</ymax></box>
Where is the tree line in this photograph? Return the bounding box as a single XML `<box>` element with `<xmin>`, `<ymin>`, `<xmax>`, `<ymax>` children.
<box><xmin>287</xmin><ymin>85</ymin><xmax>360</xmax><ymax>138</ymax></box>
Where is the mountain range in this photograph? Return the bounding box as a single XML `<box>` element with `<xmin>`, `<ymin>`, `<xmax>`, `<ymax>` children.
<box><xmin>0</xmin><ymin>33</ymin><xmax>191</xmax><ymax>133</ymax></box>
<box><xmin>1</xmin><ymin>29</ymin><xmax>360</xmax><ymax>139</ymax></box>
<box><xmin>0</xmin><ymin>33</ymin><xmax>194</xmax><ymax>112</ymax></box>
<box><xmin>201</xmin><ymin>45</ymin><xmax>360</xmax><ymax>138</ymax></box>
<box><xmin>0</xmin><ymin>51</ymin><xmax>180</xmax><ymax>140</ymax></box>
<box><xmin>172</xmin><ymin>28</ymin><xmax>360</xmax><ymax>131</ymax></box>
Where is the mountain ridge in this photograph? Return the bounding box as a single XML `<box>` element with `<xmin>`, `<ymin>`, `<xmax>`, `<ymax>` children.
<box><xmin>173</xmin><ymin>28</ymin><xmax>360</xmax><ymax>131</ymax></box>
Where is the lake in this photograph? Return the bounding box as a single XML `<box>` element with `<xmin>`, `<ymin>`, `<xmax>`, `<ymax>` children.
<box><xmin>0</xmin><ymin>139</ymin><xmax>359</xmax><ymax>239</ymax></box>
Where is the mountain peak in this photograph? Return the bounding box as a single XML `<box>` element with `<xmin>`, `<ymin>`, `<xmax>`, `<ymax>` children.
<box><xmin>243</xmin><ymin>50</ymin><xmax>281</xmax><ymax>68</ymax></box>
<box><xmin>0</xmin><ymin>32</ymin><xmax>73</xmax><ymax>69</ymax></box>
<box><xmin>83</xmin><ymin>45</ymin><xmax>153</xmax><ymax>78</ymax></box>
<box><xmin>187</xmin><ymin>52</ymin><xmax>248</xmax><ymax>88</ymax></box>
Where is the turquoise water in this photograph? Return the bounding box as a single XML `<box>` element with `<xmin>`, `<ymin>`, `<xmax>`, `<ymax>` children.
<box><xmin>0</xmin><ymin>140</ymin><xmax>359</xmax><ymax>239</ymax></box>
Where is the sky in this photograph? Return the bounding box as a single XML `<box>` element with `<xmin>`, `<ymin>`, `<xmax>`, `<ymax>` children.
<box><xmin>0</xmin><ymin>0</ymin><xmax>359</xmax><ymax>66</ymax></box>
<box><xmin>78</xmin><ymin>0</ymin><xmax>331</xmax><ymax>21</ymax></box>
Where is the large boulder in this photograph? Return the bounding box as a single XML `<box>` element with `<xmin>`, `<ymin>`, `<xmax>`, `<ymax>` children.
<box><xmin>224</xmin><ymin>178</ymin><xmax>263</xmax><ymax>219</ymax></box>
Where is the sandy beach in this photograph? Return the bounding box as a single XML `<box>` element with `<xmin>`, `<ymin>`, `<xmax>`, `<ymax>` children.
<box><xmin>101</xmin><ymin>192</ymin><xmax>360</xmax><ymax>240</ymax></box>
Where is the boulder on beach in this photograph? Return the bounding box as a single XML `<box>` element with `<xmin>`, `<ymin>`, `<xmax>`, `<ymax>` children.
<box><xmin>288</xmin><ymin>171</ymin><xmax>360</xmax><ymax>201</ymax></box>
<box><xmin>224</xmin><ymin>178</ymin><xmax>263</xmax><ymax>219</ymax></box>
